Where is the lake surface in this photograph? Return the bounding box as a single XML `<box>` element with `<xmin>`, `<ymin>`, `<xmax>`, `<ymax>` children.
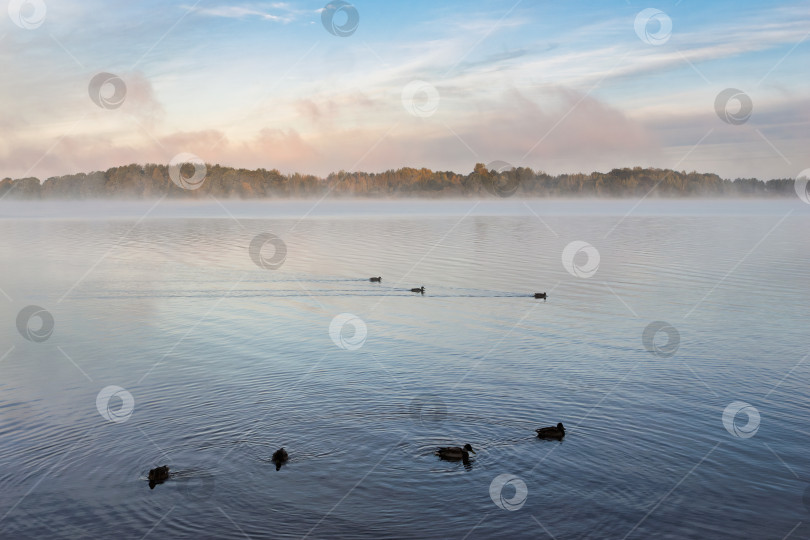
<box><xmin>1</xmin><ymin>198</ymin><xmax>809</xmax><ymax>539</ymax></box>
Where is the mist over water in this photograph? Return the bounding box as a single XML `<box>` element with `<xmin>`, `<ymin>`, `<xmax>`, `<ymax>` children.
<box><xmin>1</xmin><ymin>199</ymin><xmax>808</xmax><ymax>539</ymax></box>
<box><xmin>1</xmin><ymin>197</ymin><xmax>804</xmax><ymax>220</ymax></box>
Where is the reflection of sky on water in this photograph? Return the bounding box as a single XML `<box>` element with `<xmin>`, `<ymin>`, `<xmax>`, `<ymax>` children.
<box><xmin>1</xmin><ymin>200</ymin><xmax>809</xmax><ymax>538</ymax></box>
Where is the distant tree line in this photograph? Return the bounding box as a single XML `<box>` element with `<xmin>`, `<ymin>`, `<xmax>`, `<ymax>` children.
<box><xmin>0</xmin><ymin>163</ymin><xmax>798</xmax><ymax>199</ymax></box>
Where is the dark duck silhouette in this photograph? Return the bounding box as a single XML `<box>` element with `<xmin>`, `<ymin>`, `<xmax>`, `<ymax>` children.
<box><xmin>410</xmin><ymin>286</ymin><xmax>425</xmax><ymax>294</ymax></box>
<box><xmin>271</xmin><ymin>447</ymin><xmax>289</xmax><ymax>470</ymax></box>
<box><xmin>436</xmin><ymin>444</ymin><xmax>475</xmax><ymax>461</ymax></box>
<box><xmin>535</xmin><ymin>422</ymin><xmax>565</xmax><ymax>440</ymax></box>
<box><xmin>369</xmin><ymin>277</ymin><xmax>381</xmax><ymax>282</ymax></box>
<box><xmin>148</xmin><ymin>465</ymin><xmax>169</xmax><ymax>488</ymax></box>
<box><xmin>534</xmin><ymin>292</ymin><xmax>547</xmax><ymax>299</ymax></box>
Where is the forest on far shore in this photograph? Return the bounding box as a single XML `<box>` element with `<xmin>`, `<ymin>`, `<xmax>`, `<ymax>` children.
<box><xmin>0</xmin><ymin>162</ymin><xmax>799</xmax><ymax>199</ymax></box>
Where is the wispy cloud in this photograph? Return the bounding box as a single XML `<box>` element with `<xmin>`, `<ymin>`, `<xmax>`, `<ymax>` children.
<box><xmin>1</xmin><ymin>0</ymin><xmax>808</xmax><ymax>181</ymax></box>
<box><xmin>182</xmin><ymin>2</ymin><xmax>306</xmax><ymax>23</ymax></box>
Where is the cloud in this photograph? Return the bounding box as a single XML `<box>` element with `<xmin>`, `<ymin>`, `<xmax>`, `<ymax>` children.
<box><xmin>294</xmin><ymin>92</ymin><xmax>379</xmax><ymax>126</ymax></box>
<box><xmin>182</xmin><ymin>2</ymin><xmax>307</xmax><ymax>23</ymax></box>
<box><xmin>641</xmin><ymin>95</ymin><xmax>810</xmax><ymax>163</ymax></box>
<box><xmin>489</xmin><ymin>17</ymin><xmax>810</xmax><ymax>92</ymax></box>
<box><xmin>1</xmin><ymin>81</ymin><xmax>803</xmax><ymax>182</ymax></box>
<box><xmin>370</xmin><ymin>86</ymin><xmax>663</xmax><ymax>175</ymax></box>
<box><xmin>1</xmin><ymin>0</ymin><xmax>808</xmax><ymax>183</ymax></box>
<box><xmin>0</xmin><ymin>85</ymin><xmax>662</xmax><ymax>179</ymax></box>
<box><xmin>121</xmin><ymin>71</ymin><xmax>166</xmax><ymax>125</ymax></box>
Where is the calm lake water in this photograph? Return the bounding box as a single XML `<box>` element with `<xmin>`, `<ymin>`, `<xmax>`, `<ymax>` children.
<box><xmin>1</xmin><ymin>199</ymin><xmax>809</xmax><ymax>539</ymax></box>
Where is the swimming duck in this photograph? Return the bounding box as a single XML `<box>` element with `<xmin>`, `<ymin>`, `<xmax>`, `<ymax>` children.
<box><xmin>148</xmin><ymin>465</ymin><xmax>169</xmax><ymax>488</ymax></box>
<box><xmin>271</xmin><ymin>447</ymin><xmax>288</xmax><ymax>470</ymax></box>
<box><xmin>369</xmin><ymin>277</ymin><xmax>382</xmax><ymax>282</ymax></box>
<box><xmin>534</xmin><ymin>292</ymin><xmax>547</xmax><ymax>299</ymax></box>
<box><xmin>535</xmin><ymin>422</ymin><xmax>565</xmax><ymax>439</ymax></box>
<box><xmin>410</xmin><ymin>286</ymin><xmax>425</xmax><ymax>294</ymax></box>
<box><xmin>436</xmin><ymin>444</ymin><xmax>475</xmax><ymax>460</ymax></box>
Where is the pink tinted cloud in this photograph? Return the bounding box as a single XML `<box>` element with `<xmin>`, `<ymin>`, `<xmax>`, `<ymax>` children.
<box><xmin>0</xmin><ymin>86</ymin><xmax>674</xmax><ymax>180</ymax></box>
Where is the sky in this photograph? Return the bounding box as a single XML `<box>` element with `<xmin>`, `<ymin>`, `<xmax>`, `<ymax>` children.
<box><xmin>1</xmin><ymin>0</ymin><xmax>808</xmax><ymax>181</ymax></box>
